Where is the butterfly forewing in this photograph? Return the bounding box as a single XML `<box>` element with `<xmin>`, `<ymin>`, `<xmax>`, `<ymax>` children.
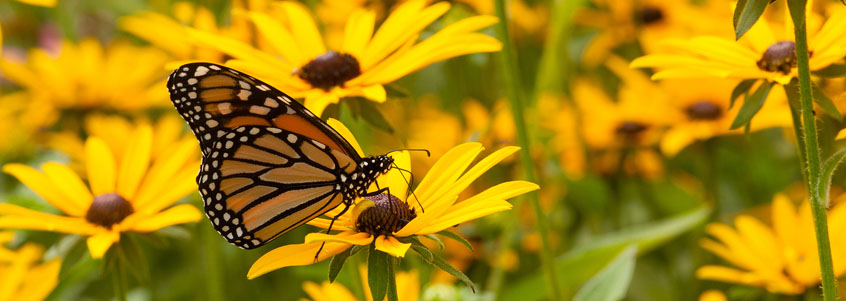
<box><xmin>167</xmin><ymin>63</ymin><xmax>360</xmax><ymax>160</ymax></box>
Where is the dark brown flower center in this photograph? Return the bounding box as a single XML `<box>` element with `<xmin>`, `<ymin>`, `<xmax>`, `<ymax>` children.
<box><xmin>685</xmin><ymin>100</ymin><xmax>723</xmax><ymax>120</ymax></box>
<box><xmin>616</xmin><ymin>121</ymin><xmax>647</xmax><ymax>135</ymax></box>
<box><xmin>297</xmin><ymin>51</ymin><xmax>362</xmax><ymax>91</ymax></box>
<box><xmin>638</xmin><ymin>6</ymin><xmax>664</xmax><ymax>25</ymax></box>
<box><xmin>757</xmin><ymin>41</ymin><xmax>797</xmax><ymax>75</ymax></box>
<box><xmin>85</xmin><ymin>193</ymin><xmax>134</xmax><ymax>229</ymax></box>
<box><xmin>355</xmin><ymin>193</ymin><xmax>416</xmax><ymax>236</ymax></box>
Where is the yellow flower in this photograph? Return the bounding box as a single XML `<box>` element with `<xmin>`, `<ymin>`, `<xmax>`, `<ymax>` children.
<box><xmin>0</xmin><ymin>38</ymin><xmax>170</xmax><ymax>112</ymax></box>
<box><xmin>189</xmin><ymin>0</ymin><xmax>502</xmax><ymax>116</ymax></box>
<box><xmin>0</xmin><ymin>92</ymin><xmax>58</xmax><ymax>158</ymax></box>
<box><xmin>48</xmin><ymin>114</ymin><xmax>194</xmax><ymax>173</ymax></box>
<box><xmin>119</xmin><ymin>1</ymin><xmax>256</xmax><ymax>65</ymax></box>
<box><xmin>658</xmin><ymin>78</ymin><xmax>792</xmax><ymax>156</ymax></box>
<box><xmin>0</xmin><ymin>121</ymin><xmax>203</xmax><ymax>258</ymax></box>
<box><xmin>697</xmin><ymin>193</ymin><xmax>846</xmax><ymax>294</ymax></box>
<box><xmin>698</xmin><ymin>290</ymin><xmax>727</xmax><ymax>301</ymax></box>
<box><xmin>246</xmin><ymin>119</ymin><xmax>538</xmax><ymax>279</ymax></box>
<box><xmin>0</xmin><ymin>232</ymin><xmax>61</xmax><ymax>301</ymax></box>
<box><xmin>537</xmin><ymin>93</ymin><xmax>585</xmax><ymax>178</ymax></box>
<box><xmin>303</xmin><ymin>267</ymin><xmax>419</xmax><ymax>301</ymax></box>
<box><xmin>631</xmin><ymin>1</ymin><xmax>846</xmax><ymax>85</ymax></box>
<box><xmin>573</xmin><ymin>58</ymin><xmax>673</xmax><ymax>177</ymax></box>
<box><xmin>457</xmin><ymin>0</ymin><xmax>548</xmax><ymax>40</ymax></box>
<box><xmin>578</xmin><ymin>0</ymin><xmax>731</xmax><ymax>65</ymax></box>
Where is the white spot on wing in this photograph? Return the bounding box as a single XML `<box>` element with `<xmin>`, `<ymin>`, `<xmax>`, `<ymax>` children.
<box><xmin>194</xmin><ymin>66</ymin><xmax>210</xmax><ymax>77</ymax></box>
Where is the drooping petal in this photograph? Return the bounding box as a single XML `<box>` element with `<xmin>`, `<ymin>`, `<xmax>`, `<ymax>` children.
<box><xmin>0</xmin><ymin>204</ymin><xmax>100</xmax><ymax>235</ymax></box>
<box><xmin>86</xmin><ymin>230</ymin><xmax>120</xmax><ymax>259</ymax></box>
<box><xmin>3</xmin><ymin>164</ymin><xmax>87</xmax><ymax>217</ymax></box>
<box><xmin>85</xmin><ymin>137</ymin><xmax>117</xmax><ymax>196</ymax></box>
<box><xmin>126</xmin><ymin>204</ymin><xmax>202</xmax><ymax>232</ymax></box>
<box><xmin>374</xmin><ymin>235</ymin><xmax>411</xmax><ymax>257</ymax></box>
<box><xmin>275</xmin><ymin>2</ymin><xmax>326</xmax><ymax>60</ymax></box>
<box><xmin>247</xmin><ymin>242</ymin><xmax>351</xmax><ymax>279</ymax></box>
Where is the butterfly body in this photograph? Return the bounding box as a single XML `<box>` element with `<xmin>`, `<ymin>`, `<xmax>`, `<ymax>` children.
<box><xmin>167</xmin><ymin>63</ymin><xmax>392</xmax><ymax>249</ymax></box>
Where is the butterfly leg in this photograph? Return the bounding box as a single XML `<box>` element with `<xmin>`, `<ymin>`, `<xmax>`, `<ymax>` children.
<box><xmin>313</xmin><ymin>201</ymin><xmax>352</xmax><ymax>263</ymax></box>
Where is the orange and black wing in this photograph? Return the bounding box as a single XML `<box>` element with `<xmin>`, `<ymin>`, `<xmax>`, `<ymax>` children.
<box><xmin>198</xmin><ymin>125</ymin><xmax>360</xmax><ymax>249</ymax></box>
<box><xmin>166</xmin><ymin>62</ymin><xmax>360</xmax><ymax>160</ymax></box>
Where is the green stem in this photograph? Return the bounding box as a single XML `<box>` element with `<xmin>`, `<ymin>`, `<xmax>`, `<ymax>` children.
<box><xmin>493</xmin><ymin>1</ymin><xmax>562</xmax><ymax>300</ymax></box>
<box><xmin>386</xmin><ymin>257</ymin><xmax>399</xmax><ymax>301</ymax></box>
<box><xmin>788</xmin><ymin>0</ymin><xmax>837</xmax><ymax>298</ymax></box>
<box><xmin>111</xmin><ymin>245</ymin><xmax>128</xmax><ymax>301</ymax></box>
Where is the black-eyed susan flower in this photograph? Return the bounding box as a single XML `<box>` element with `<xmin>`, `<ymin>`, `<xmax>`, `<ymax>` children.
<box><xmin>246</xmin><ymin>119</ymin><xmax>538</xmax><ymax>279</ymax></box>
<box><xmin>0</xmin><ymin>39</ymin><xmax>170</xmax><ymax>112</ymax></box>
<box><xmin>119</xmin><ymin>1</ymin><xmax>257</xmax><ymax>65</ymax></box>
<box><xmin>0</xmin><ymin>121</ymin><xmax>202</xmax><ymax>258</ymax></box>
<box><xmin>578</xmin><ymin>0</ymin><xmax>730</xmax><ymax>65</ymax></box>
<box><xmin>697</xmin><ymin>193</ymin><xmax>846</xmax><ymax>294</ymax></box>
<box><xmin>188</xmin><ymin>0</ymin><xmax>502</xmax><ymax>116</ymax></box>
<box><xmin>303</xmin><ymin>267</ymin><xmax>419</xmax><ymax>301</ymax></box>
<box><xmin>48</xmin><ymin>114</ymin><xmax>194</xmax><ymax>173</ymax></box>
<box><xmin>572</xmin><ymin>58</ymin><xmax>673</xmax><ymax>178</ymax></box>
<box><xmin>658</xmin><ymin>78</ymin><xmax>792</xmax><ymax>156</ymax></box>
<box><xmin>0</xmin><ymin>232</ymin><xmax>61</xmax><ymax>301</ymax></box>
<box><xmin>630</xmin><ymin>3</ymin><xmax>846</xmax><ymax>85</ymax></box>
<box><xmin>0</xmin><ymin>92</ymin><xmax>57</xmax><ymax>158</ymax></box>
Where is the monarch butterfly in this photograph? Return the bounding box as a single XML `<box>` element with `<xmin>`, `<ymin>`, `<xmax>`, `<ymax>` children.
<box><xmin>167</xmin><ymin>63</ymin><xmax>393</xmax><ymax>249</ymax></box>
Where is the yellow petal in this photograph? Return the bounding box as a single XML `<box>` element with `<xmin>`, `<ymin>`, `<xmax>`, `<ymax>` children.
<box><xmin>86</xmin><ymin>230</ymin><xmax>119</xmax><ymax>259</ymax></box>
<box><xmin>276</xmin><ymin>2</ymin><xmax>326</xmax><ymax>59</ymax></box>
<box><xmin>376</xmin><ymin>151</ymin><xmax>411</xmax><ymax>202</ymax></box>
<box><xmin>247</xmin><ymin>242</ymin><xmax>351</xmax><ymax>279</ymax></box>
<box><xmin>85</xmin><ymin>137</ymin><xmax>117</xmax><ymax>196</ymax></box>
<box><xmin>303</xmin><ymin>281</ymin><xmax>358</xmax><ymax>301</ymax></box>
<box><xmin>362</xmin><ymin>1</ymin><xmax>450</xmax><ymax>69</ymax></box>
<box><xmin>127</xmin><ymin>204</ymin><xmax>202</xmax><ymax>232</ymax></box>
<box><xmin>394</xmin><ymin>195</ymin><xmax>457</xmax><ymax>237</ymax></box>
<box><xmin>41</xmin><ymin>162</ymin><xmax>93</xmax><ymax>214</ymax></box>
<box><xmin>304</xmin><ymin>92</ymin><xmax>339</xmax><ymax>118</ymax></box>
<box><xmin>341</xmin><ymin>9</ymin><xmax>376</xmax><ymax>59</ymax></box>
<box><xmin>2</xmin><ymin>163</ymin><xmax>87</xmax><ymax>217</ymax></box>
<box><xmin>304</xmin><ymin>231</ymin><xmax>373</xmax><ymax>245</ymax></box>
<box><xmin>359</xmin><ymin>84</ymin><xmax>386</xmax><ymax>103</ymax></box>
<box><xmin>327</xmin><ymin>118</ymin><xmax>365</xmax><ymax>157</ymax></box>
<box><xmin>132</xmin><ymin>138</ymin><xmax>197</xmax><ymax>212</ymax></box>
<box><xmin>248</xmin><ymin>11</ymin><xmax>308</xmax><ymax>66</ymax></box>
<box><xmin>698</xmin><ymin>290</ymin><xmax>727</xmax><ymax>301</ymax></box>
<box><xmin>116</xmin><ymin>124</ymin><xmax>153</xmax><ymax>199</ymax></box>
<box><xmin>412</xmin><ymin>143</ymin><xmax>484</xmax><ymax>208</ymax></box>
<box><xmin>443</xmin><ymin>146</ymin><xmax>520</xmax><ymax>201</ymax></box>
<box><xmin>13</xmin><ymin>257</ymin><xmax>61</xmax><ymax>301</ymax></box>
<box><xmin>0</xmin><ymin>204</ymin><xmax>100</xmax><ymax>235</ymax></box>
<box><xmin>140</xmin><ymin>164</ymin><xmax>199</xmax><ymax>214</ymax></box>
<box><xmin>696</xmin><ymin>265</ymin><xmax>763</xmax><ymax>286</ymax></box>
<box><xmin>374</xmin><ymin>235</ymin><xmax>411</xmax><ymax>257</ymax></box>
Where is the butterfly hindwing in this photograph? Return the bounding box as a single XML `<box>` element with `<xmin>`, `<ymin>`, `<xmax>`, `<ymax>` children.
<box><xmin>198</xmin><ymin>125</ymin><xmax>361</xmax><ymax>249</ymax></box>
<box><xmin>167</xmin><ymin>62</ymin><xmax>359</xmax><ymax>160</ymax></box>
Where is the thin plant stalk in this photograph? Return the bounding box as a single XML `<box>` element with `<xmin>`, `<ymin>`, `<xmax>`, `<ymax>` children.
<box><xmin>787</xmin><ymin>0</ymin><xmax>837</xmax><ymax>298</ymax></box>
<box><xmin>493</xmin><ymin>0</ymin><xmax>562</xmax><ymax>300</ymax></box>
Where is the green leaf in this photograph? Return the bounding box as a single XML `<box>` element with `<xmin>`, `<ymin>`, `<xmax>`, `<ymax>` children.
<box><xmin>812</xmin><ymin>64</ymin><xmax>846</xmax><ymax>77</ymax></box>
<box><xmin>328</xmin><ymin>247</ymin><xmax>353</xmax><ymax>283</ymax></box>
<box><xmin>412</xmin><ymin>246</ymin><xmax>476</xmax><ymax>292</ymax></box>
<box><xmin>437</xmin><ymin>230</ymin><xmax>474</xmax><ymax>252</ymax></box>
<box><xmin>501</xmin><ymin>207</ymin><xmax>710</xmax><ymax>300</ymax></box>
<box><xmin>730</xmin><ymin>79</ymin><xmax>757</xmax><ymax>109</ymax></box>
<box><xmin>409</xmin><ymin>238</ymin><xmax>434</xmax><ymax>262</ymax></box>
<box><xmin>730</xmin><ymin>81</ymin><xmax>774</xmax><ymax>129</ymax></box>
<box><xmin>732</xmin><ymin>0</ymin><xmax>748</xmax><ymax>30</ymax></box>
<box><xmin>811</xmin><ymin>84</ymin><xmax>843</xmax><ymax>121</ymax></box>
<box><xmin>787</xmin><ymin>0</ymin><xmax>806</xmax><ymax>26</ymax></box>
<box><xmin>423</xmin><ymin>234</ymin><xmax>445</xmax><ymax>250</ymax></box>
<box><xmin>386</xmin><ymin>257</ymin><xmax>399</xmax><ymax>301</ymax></box>
<box><xmin>734</xmin><ymin>0</ymin><xmax>770</xmax><ymax>40</ymax></box>
<box><xmin>358</xmin><ymin>100</ymin><xmax>394</xmax><ymax>134</ymax></box>
<box><xmin>820</xmin><ymin>149</ymin><xmax>846</xmax><ymax>207</ymax></box>
<box><xmin>573</xmin><ymin>245</ymin><xmax>638</xmax><ymax>301</ymax></box>
<box><xmin>367</xmin><ymin>243</ymin><xmax>389</xmax><ymax>301</ymax></box>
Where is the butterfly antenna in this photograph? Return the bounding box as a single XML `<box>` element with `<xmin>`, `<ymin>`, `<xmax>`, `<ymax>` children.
<box><xmin>314</xmin><ymin>202</ymin><xmax>352</xmax><ymax>263</ymax></box>
<box><xmin>391</xmin><ymin>162</ymin><xmax>425</xmax><ymax>213</ymax></box>
<box><xmin>386</xmin><ymin>148</ymin><xmax>431</xmax><ymax>157</ymax></box>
